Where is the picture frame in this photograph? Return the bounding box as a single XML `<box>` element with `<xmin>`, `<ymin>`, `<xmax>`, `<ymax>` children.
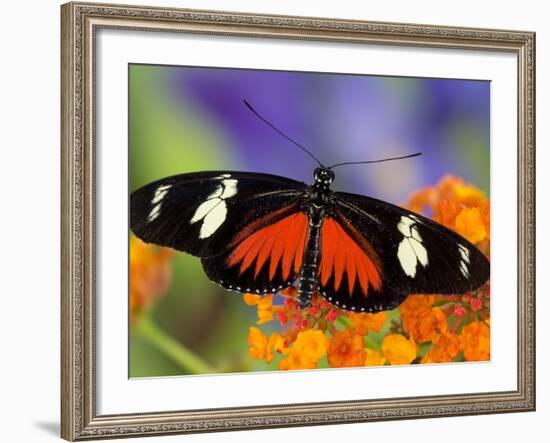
<box><xmin>60</xmin><ymin>1</ymin><xmax>536</xmax><ymax>440</ymax></box>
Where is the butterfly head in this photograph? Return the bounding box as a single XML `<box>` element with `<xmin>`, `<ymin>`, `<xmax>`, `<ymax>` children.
<box><xmin>313</xmin><ymin>167</ymin><xmax>335</xmax><ymax>187</ymax></box>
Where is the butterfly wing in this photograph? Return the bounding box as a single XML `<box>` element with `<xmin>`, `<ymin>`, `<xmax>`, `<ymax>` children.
<box><xmin>201</xmin><ymin>210</ymin><xmax>310</xmax><ymax>294</ymax></box>
<box><xmin>130</xmin><ymin>171</ymin><xmax>308</xmax><ymax>258</ymax></box>
<box><xmin>130</xmin><ymin>171</ymin><xmax>309</xmax><ymax>293</ymax></box>
<box><xmin>315</xmin><ymin>191</ymin><xmax>489</xmax><ymax>312</ymax></box>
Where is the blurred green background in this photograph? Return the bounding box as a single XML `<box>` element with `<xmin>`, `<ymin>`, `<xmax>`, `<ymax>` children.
<box><xmin>129</xmin><ymin>64</ymin><xmax>490</xmax><ymax>377</ymax></box>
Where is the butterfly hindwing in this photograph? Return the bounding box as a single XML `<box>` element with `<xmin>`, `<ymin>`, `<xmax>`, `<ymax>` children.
<box><xmin>202</xmin><ymin>210</ymin><xmax>310</xmax><ymax>294</ymax></box>
<box><xmin>130</xmin><ymin>171</ymin><xmax>307</xmax><ymax>258</ymax></box>
<box><xmin>316</xmin><ymin>215</ymin><xmax>408</xmax><ymax>312</ymax></box>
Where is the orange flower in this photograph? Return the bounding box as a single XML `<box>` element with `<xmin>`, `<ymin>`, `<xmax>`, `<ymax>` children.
<box><xmin>279</xmin><ymin>329</ymin><xmax>328</xmax><ymax>370</ymax></box>
<box><xmin>399</xmin><ymin>296</ymin><xmax>447</xmax><ymax>343</ymax></box>
<box><xmin>437</xmin><ymin>175</ymin><xmax>486</xmax><ymax>208</ymax></box>
<box><xmin>454</xmin><ymin>207</ymin><xmax>488</xmax><ymax>244</ymax></box>
<box><xmin>434</xmin><ymin>199</ymin><xmax>461</xmax><ymax>230</ymax></box>
<box><xmin>407</xmin><ymin>175</ymin><xmax>489</xmax><ymax>247</ymax></box>
<box><xmin>399</xmin><ymin>295</ymin><xmax>435</xmax><ymax>320</ymax></box>
<box><xmin>129</xmin><ymin>235</ymin><xmax>174</xmax><ymax>321</ymax></box>
<box><xmin>279</xmin><ymin>351</ymin><xmax>317</xmax><ymax>370</ymax></box>
<box><xmin>364</xmin><ymin>348</ymin><xmax>386</xmax><ymax>367</ymax></box>
<box><xmin>349</xmin><ymin>312</ymin><xmax>387</xmax><ymax>335</ymax></box>
<box><xmin>407</xmin><ymin>187</ymin><xmax>437</xmax><ymax>214</ymax></box>
<box><xmin>421</xmin><ymin>332</ymin><xmax>460</xmax><ymax>364</ymax></box>
<box><xmin>415</xmin><ymin>307</ymin><xmax>448</xmax><ymax>343</ymax></box>
<box><xmin>381</xmin><ymin>334</ymin><xmax>417</xmax><ymax>365</ymax></box>
<box><xmin>327</xmin><ymin>329</ymin><xmax>366</xmax><ymax>368</ymax></box>
<box><xmin>481</xmin><ymin>200</ymin><xmax>491</xmax><ymax>240</ymax></box>
<box><xmin>407</xmin><ymin>176</ymin><xmax>485</xmax><ymax>215</ymax></box>
<box><xmin>460</xmin><ymin>321</ymin><xmax>490</xmax><ymax>361</ymax></box>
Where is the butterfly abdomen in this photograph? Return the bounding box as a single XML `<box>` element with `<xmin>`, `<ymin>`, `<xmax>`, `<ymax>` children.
<box><xmin>297</xmin><ymin>208</ymin><xmax>324</xmax><ymax>308</ymax></box>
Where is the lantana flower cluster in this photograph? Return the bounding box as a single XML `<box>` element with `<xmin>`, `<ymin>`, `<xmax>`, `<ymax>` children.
<box><xmin>245</xmin><ymin>176</ymin><xmax>490</xmax><ymax>370</ymax></box>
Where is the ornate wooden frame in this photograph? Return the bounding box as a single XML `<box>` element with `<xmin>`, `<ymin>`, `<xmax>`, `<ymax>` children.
<box><xmin>61</xmin><ymin>2</ymin><xmax>536</xmax><ymax>440</ymax></box>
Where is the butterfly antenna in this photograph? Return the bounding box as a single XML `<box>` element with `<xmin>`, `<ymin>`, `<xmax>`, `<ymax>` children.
<box><xmin>243</xmin><ymin>100</ymin><xmax>325</xmax><ymax>168</ymax></box>
<box><xmin>328</xmin><ymin>152</ymin><xmax>422</xmax><ymax>169</ymax></box>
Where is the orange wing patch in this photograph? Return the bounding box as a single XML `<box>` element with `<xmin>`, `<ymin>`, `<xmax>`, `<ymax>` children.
<box><xmin>226</xmin><ymin>212</ymin><xmax>308</xmax><ymax>281</ymax></box>
<box><xmin>320</xmin><ymin>217</ymin><xmax>382</xmax><ymax>297</ymax></box>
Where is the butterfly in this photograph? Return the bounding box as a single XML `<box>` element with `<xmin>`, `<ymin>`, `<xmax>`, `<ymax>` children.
<box><xmin>130</xmin><ymin>101</ymin><xmax>490</xmax><ymax>313</ymax></box>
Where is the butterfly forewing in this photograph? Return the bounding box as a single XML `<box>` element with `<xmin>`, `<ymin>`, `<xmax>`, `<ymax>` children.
<box><xmin>130</xmin><ymin>171</ymin><xmax>307</xmax><ymax>258</ymax></box>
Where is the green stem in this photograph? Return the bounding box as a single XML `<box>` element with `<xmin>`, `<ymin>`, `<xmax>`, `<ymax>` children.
<box><xmin>364</xmin><ymin>335</ymin><xmax>381</xmax><ymax>352</ymax></box>
<box><xmin>137</xmin><ymin>316</ymin><xmax>215</xmax><ymax>375</ymax></box>
<box><xmin>336</xmin><ymin>315</ymin><xmax>353</xmax><ymax>330</ymax></box>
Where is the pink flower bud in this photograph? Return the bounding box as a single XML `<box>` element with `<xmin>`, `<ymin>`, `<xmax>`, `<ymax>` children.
<box><xmin>453</xmin><ymin>305</ymin><xmax>466</xmax><ymax>317</ymax></box>
<box><xmin>470</xmin><ymin>298</ymin><xmax>483</xmax><ymax>312</ymax></box>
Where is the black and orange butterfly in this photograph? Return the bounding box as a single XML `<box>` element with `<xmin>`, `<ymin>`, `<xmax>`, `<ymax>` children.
<box><xmin>130</xmin><ymin>101</ymin><xmax>489</xmax><ymax>313</ymax></box>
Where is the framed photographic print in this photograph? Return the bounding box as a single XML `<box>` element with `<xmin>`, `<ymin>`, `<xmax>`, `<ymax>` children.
<box><xmin>61</xmin><ymin>1</ymin><xmax>536</xmax><ymax>440</ymax></box>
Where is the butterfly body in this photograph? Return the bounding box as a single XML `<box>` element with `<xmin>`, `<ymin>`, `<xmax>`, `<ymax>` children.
<box><xmin>130</xmin><ymin>167</ymin><xmax>489</xmax><ymax>313</ymax></box>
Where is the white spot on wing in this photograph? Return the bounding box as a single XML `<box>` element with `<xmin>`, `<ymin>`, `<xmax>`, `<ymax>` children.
<box><xmin>190</xmin><ymin>179</ymin><xmax>238</xmax><ymax>239</ymax></box>
<box><xmin>411</xmin><ymin>226</ymin><xmax>422</xmax><ymax>243</ymax></box>
<box><xmin>147</xmin><ymin>203</ymin><xmax>162</xmax><ymax>222</ymax></box>
<box><xmin>397</xmin><ymin>216</ymin><xmax>429</xmax><ymax>277</ymax></box>
<box><xmin>147</xmin><ymin>184</ymin><xmax>172</xmax><ymax>222</ymax></box>
<box><xmin>220</xmin><ymin>179</ymin><xmax>238</xmax><ymax>199</ymax></box>
<box><xmin>397</xmin><ymin>216</ymin><xmax>414</xmax><ymax>237</ymax></box>
<box><xmin>410</xmin><ymin>238</ymin><xmax>428</xmax><ymax>267</ymax></box>
<box><xmin>458</xmin><ymin>244</ymin><xmax>470</xmax><ymax>263</ymax></box>
<box><xmin>190</xmin><ymin>199</ymin><xmax>220</xmax><ymax>224</ymax></box>
<box><xmin>458</xmin><ymin>245</ymin><xmax>470</xmax><ymax>277</ymax></box>
<box><xmin>460</xmin><ymin>261</ymin><xmax>469</xmax><ymax>277</ymax></box>
<box><xmin>198</xmin><ymin>202</ymin><xmax>227</xmax><ymax>239</ymax></box>
<box><xmin>398</xmin><ymin>239</ymin><xmax>418</xmax><ymax>277</ymax></box>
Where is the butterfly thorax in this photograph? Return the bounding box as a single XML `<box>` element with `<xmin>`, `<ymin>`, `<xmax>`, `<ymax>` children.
<box><xmin>309</xmin><ymin>167</ymin><xmax>334</xmax><ymax>205</ymax></box>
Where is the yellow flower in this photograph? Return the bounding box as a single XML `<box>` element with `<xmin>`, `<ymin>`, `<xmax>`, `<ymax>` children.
<box><xmin>349</xmin><ymin>312</ymin><xmax>387</xmax><ymax>335</ymax></box>
<box><xmin>327</xmin><ymin>329</ymin><xmax>366</xmax><ymax>368</ymax></box>
<box><xmin>243</xmin><ymin>293</ymin><xmax>262</xmax><ymax>305</ymax></box>
<box><xmin>381</xmin><ymin>334</ymin><xmax>417</xmax><ymax>365</ymax></box>
<box><xmin>454</xmin><ymin>207</ymin><xmax>488</xmax><ymax>244</ymax></box>
<box><xmin>247</xmin><ymin>327</ymin><xmax>285</xmax><ymax>364</ymax></box>
<box><xmin>292</xmin><ymin>329</ymin><xmax>329</xmax><ymax>363</ymax></box>
<box><xmin>460</xmin><ymin>321</ymin><xmax>490</xmax><ymax>361</ymax></box>
<box><xmin>279</xmin><ymin>351</ymin><xmax>317</xmax><ymax>370</ymax></box>
<box><xmin>248</xmin><ymin>327</ymin><xmax>270</xmax><ymax>361</ymax></box>
<box><xmin>243</xmin><ymin>294</ymin><xmax>275</xmax><ymax>325</ymax></box>
<box><xmin>481</xmin><ymin>200</ymin><xmax>491</xmax><ymax>240</ymax></box>
<box><xmin>278</xmin><ymin>329</ymin><xmax>328</xmax><ymax>370</ymax></box>
<box><xmin>364</xmin><ymin>348</ymin><xmax>386</xmax><ymax>367</ymax></box>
